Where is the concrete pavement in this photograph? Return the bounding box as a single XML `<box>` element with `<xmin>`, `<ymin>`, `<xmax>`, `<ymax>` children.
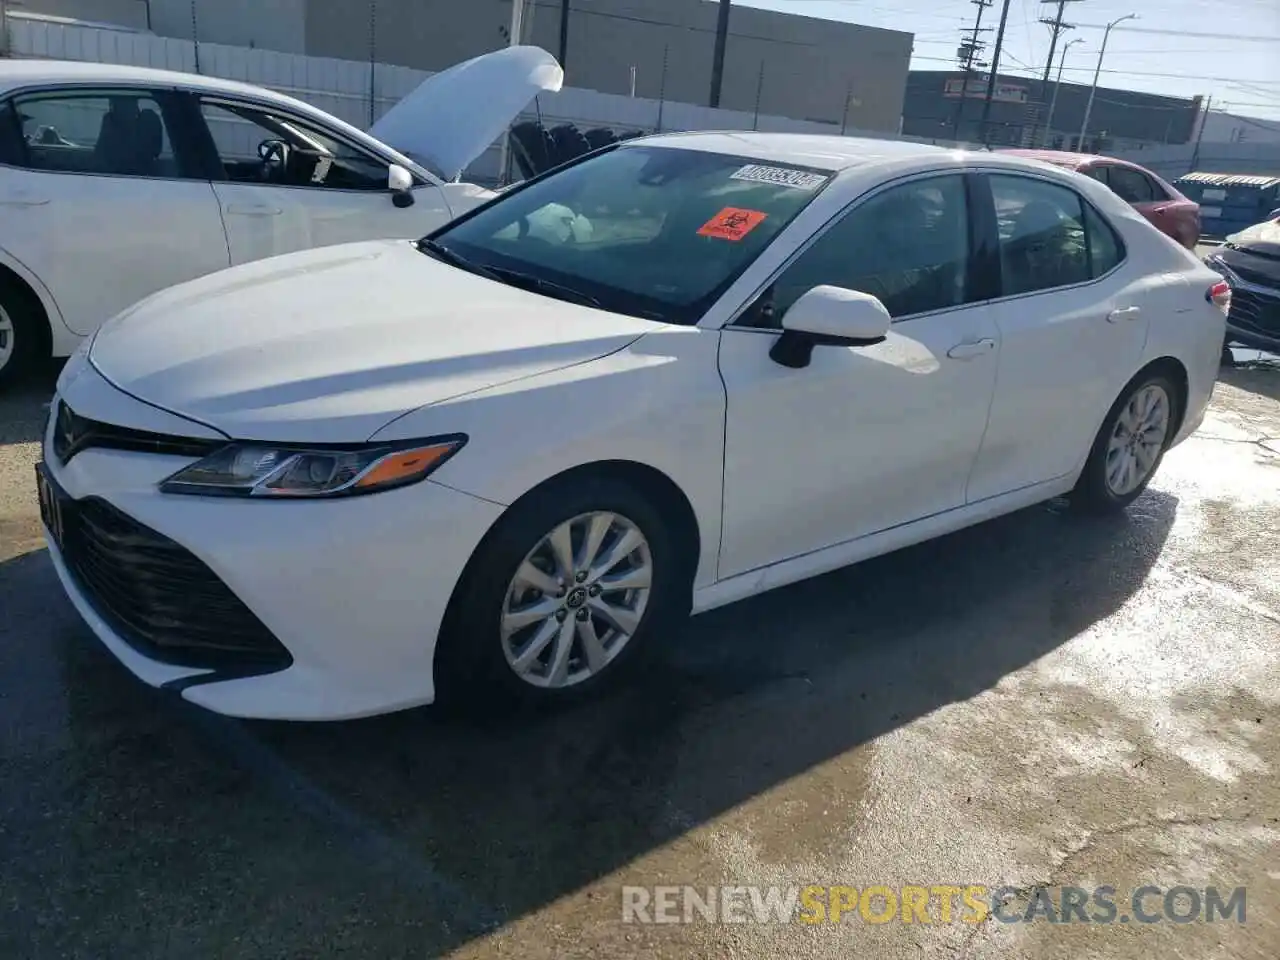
<box><xmin>1</xmin><ymin>361</ymin><xmax>1278</xmax><ymax>958</ymax></box>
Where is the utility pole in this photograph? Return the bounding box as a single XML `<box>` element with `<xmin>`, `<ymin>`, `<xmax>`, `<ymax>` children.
<box><xmin>558</xmin><ymin>0</ymin><xmax>570</xmax><ymax>72</ymax></box>
<box><xmin>709</xmin><ymin>0</ymin><xmax>731</xmax><ymax>108</ymax></box>
<box><xmin>1079</xmin><ymin>12</ymin><xmax>1136</xmax><ymax>152</ymax></box>
<box><xmin>1040</xmin><ymin>36</ymin><xmax>1082</xmax><ymax>147</ymax></box>
<box><xmin>1037</xmin><ymin>0</ymin><xmax>1081</xmax><ymax>145</ymax></box>
<box><xmin>952</xmin><ymin>0</ymin><xmax>992</xmax><ymax>140</ymax></box>
<box><xmin>977</xmin><ymin>0</ymin><xmax>1014</xmax><ymax>146</ymax></box>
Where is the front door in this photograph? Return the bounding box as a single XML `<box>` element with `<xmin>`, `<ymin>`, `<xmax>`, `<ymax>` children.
<box><xmin>717</xmin><ymin>173</ymin><xmax>1001</xmax><ymax>579</ymax></box>
<box><xmin>195</xmin><ymin>98</ymin><xmax>452</xmax><ymax>265</ymax></box>
<box><xmin>0</xmin><ymin>87</ymin><xmax>229</xmax><ymax>336</ymax></box>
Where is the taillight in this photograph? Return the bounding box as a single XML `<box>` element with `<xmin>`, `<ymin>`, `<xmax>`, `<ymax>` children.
<box><xmin>1207</xmin><ymin>280</ymin><xmax>1231</xmax><ymax>315</ymax></box>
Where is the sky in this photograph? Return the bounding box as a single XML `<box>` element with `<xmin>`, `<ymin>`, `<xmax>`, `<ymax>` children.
<box><xmin>744</xmin><ymin>0</ymin><xmax>1280</xmax><ymax>120</ymax></box>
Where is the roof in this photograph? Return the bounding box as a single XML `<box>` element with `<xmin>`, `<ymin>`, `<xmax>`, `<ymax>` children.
<box><xmin>1002</xmin><ymin>149</ymin><xmax>1098</xmax><ymax>169</ymax></box>
<box><xmin>1175</xmin><ymin>172</ymin><xmax>1280</xmax><ymax>189</ymax></box>
<box><xmin>631</xmin><ymin>131</ymin><xmax>954</xmax><ymax>171</ymax></box>
<box><xmin>0</xmin><ymin>58</ymin><xmax>292</xmax><ymax>102</ymax></box>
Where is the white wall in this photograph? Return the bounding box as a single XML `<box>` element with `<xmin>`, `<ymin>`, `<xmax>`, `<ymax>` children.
<box><xmin>1197</xmin><ymin>110</ymin><xmax>1280</xmax><ymax>147</ymax></box>
<box><xmin>1111</xmin><ymin>141</ymin><xmax>1280</xmax><ymax>181</ymax></box>
<box><xmin>4</xmin><ymin>15</ymin><xmax>956</xmax><ymax>183</ymax></box>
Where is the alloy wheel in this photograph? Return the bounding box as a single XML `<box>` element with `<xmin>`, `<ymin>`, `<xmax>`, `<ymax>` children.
<box><xmin>500</xmin><ymin>511</ymin><xmax>653</xmax><ymax>688</ymax></box>
<box><xmin>0</xmin><ymin>303</ymin><xmax>14</xmax><ymax>373</ymax></box>
<box><xmin>1105</xmin><ymin>383</ymin><xmax>1171</xmax><ymax>497</ymax></box>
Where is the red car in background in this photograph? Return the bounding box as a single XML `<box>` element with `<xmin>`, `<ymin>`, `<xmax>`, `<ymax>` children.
<box><xmin>1003</xmin><ymin>150</ymin><xmax>1202</xmax><ymax>250</ymax></box>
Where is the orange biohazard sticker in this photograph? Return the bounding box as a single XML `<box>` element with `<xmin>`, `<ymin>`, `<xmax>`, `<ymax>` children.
<box><xmin>697</xmin><ymin>207</ymin><xmax>768</xmax><ymax>241</ymax></box>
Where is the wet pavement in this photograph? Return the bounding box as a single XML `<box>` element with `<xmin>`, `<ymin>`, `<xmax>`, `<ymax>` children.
<box><xmin>1</xmin><ymin>360</ymin><xmax>1279</xmax><ymax>959</ymax></box>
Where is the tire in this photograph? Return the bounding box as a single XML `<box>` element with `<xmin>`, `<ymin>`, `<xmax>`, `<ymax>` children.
<box><xmin>0</xmin><ymin>274</ymin><xmax>44</xmax><ymax>389</ymax></box>
<box><xmin>434</xmin><ymin>474</ymin><xmax>688</xmax><ymax>711</ymax></box>
<box><xmin>1071</xmin><ymin>372</ymin><xmax>1179</xmax><ymax>515</ymax></box>
<box><xmin>1220</xmin><ymin>339</ymin><xmax>1235</xmax><ymax>367</ymax></box>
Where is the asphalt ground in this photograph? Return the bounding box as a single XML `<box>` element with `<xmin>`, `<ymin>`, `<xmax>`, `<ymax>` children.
<box><xmin>1</xmin><ymin>351</ymin><xmax>1279</xmax><ymax>959</ymax></box>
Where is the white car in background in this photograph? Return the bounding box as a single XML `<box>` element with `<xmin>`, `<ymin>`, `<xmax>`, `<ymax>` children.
<box><xmin>38</xmin><ymin>134</ymin><xmax>1226</xmax><ymax>720</ymax></box>
<box><xmin>0</xmin><ymin>46</ymin><xmax>565</xmax><ymax>385</ymax></box>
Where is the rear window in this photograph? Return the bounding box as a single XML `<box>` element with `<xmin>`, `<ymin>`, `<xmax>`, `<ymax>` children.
<box><xmin>433</xmin><ymin>146</ymin><xmax>834</xmax><ymax>324</ymax></box>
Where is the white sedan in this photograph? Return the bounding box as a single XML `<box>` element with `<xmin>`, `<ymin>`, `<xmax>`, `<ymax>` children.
<box><xmin>38</xmin><ymin>133</ymin><xmax>1227</xmax><ymax>720</ymax></box>
<box><xmin>0</xmin><ymin>46</ymin><xmax>564</xmax><ymax>385</ymax></box>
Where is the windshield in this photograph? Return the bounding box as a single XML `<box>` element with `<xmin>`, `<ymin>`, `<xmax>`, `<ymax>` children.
<box><xmin>426</xmin><ymin>145</ymin><xmax>834</xmax><ymax>324</ymax></box>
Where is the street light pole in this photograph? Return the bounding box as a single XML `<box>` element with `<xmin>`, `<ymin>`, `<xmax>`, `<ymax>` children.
<box><xmin>1078</xmin><ymin>13</ymin><xmax>1136</xmax><ymax>151</ymax></box>
<box><xmin>1041</xmin><ymin>37</ymin><xmax>1082</xmax><ymax>147</ymax></box>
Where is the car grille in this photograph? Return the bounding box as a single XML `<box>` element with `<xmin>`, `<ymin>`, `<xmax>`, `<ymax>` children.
<box><xmin>1228</xmin><ymin>286</ymin><xmax>1280</xmax><ymax>340</ymax></box>
<box><xmin>59</xmin><ymin>496</ymin><xmax>292</xmax><ymax>670</ymax></box>
<box><xmin>52</xmin><ymin>401</ymin><xmax>224</xmax><ymax>465</ymax></box>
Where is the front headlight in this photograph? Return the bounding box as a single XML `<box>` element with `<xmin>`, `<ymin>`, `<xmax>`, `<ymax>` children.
<box><xmin>159</xmin><ymin>436</ymin><xmax>466</xmax><ymax>498</ymax></box>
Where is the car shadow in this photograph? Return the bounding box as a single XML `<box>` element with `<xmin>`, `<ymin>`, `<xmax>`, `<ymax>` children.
<box><xmin>0</xmin><ymin>366</ymin><xmax>58</xmax><ymax>447</ymax></box>
<box><xmin>4</xmin><ymin>489</ymin><xmax>1178</xmax><ymax>955</ymax></box>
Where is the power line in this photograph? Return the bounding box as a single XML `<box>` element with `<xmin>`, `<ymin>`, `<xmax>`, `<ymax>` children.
<box><xmin>1073</xmin><ymin>24</ymin><xmax>1280</xmax><ymax>43</ymax></box>
<box><xmin>911</xmin><ymin>55</ymin><xmax>1280</xmax><ymax>87</ymax></box>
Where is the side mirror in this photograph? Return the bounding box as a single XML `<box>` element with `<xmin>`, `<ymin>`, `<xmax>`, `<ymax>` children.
<box><xmin>769</xmin><ymin>285</ymin><xmax>891</xmax><ymax>369</ymax></box>
<box><xmin>388</xmin><ymin>163</ymin><xmax>415</xmax><ymax>208</ymax></box>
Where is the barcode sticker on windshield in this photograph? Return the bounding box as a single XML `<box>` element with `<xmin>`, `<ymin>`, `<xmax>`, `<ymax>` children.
<box><xmin>730</xmin><ymin>164</ymin><xmax>828</xmax><ymax>191</ymax></box>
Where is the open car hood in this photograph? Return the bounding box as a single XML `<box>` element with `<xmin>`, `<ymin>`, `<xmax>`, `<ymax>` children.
<box><xmin>1225</xmin><ymin>218</ymin><xmax>1280</xmax><ymax>263</ymax></box>
<box><xmin>369</xmin><ymin>45</ymin><xmax>563</xmax><ymax>183</ymax></box>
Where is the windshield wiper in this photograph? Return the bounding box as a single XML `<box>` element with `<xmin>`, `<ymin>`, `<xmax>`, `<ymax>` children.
<box><xmin>485</xmin><ymin>267</ymin><xmax>604</xmax><ymax>310</ymax></box>
<box><xmin>416</xmin><ymin>239</ymin><xmax>501</xmax><ymax>281</ymax></box>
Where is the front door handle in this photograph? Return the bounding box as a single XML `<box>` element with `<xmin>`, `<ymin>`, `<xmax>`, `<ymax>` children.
<box><xmin>947</xmin><ymin>338</ymin><xmax>996</xmax><ymax>360</ymax></box>
<box><xmin>1107</xmin><ymin>306</ymin><xmax>1142</xmax><ymax>323</ymax></box>
<box><xmin>225</xmin><ymin>203</ymin><xmax>283</xmax><ymax>216</ymax></box>
<box><xmin>0</xmin><ymin>193</ymin><xmax>50</xmax><ymax>207</ymax></box>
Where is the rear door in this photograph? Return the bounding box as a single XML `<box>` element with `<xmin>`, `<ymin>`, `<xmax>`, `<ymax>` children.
<box><xmin>967</xmin><ymin>172</ymin><xmax>1152</xmax><ymax>501</ymax></box>
<box><xmin>0</xmin><ymin>86</ymin><xmax>229</xmax><ymax>336</ymax></box>
<box><xmin>1105</xmin><ymin>164</ymin><xmax>1197</xmax><ymax>247</ymax></box>
<box><xmin>192</xmin><ymin>96</ymin><xmax>453</xmax><ymax>265</ymax></box>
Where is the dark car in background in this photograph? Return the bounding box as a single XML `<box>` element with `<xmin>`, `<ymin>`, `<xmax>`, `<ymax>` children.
<box><xmin>1204</xmin><ymin>215</ymin><xmax>1280</xmax><ymax>354</ymax></box>
<box><xmin>1004</xmin><ymin>150</ymin><xmax>1201</xmax><ymax>250</ymax></box>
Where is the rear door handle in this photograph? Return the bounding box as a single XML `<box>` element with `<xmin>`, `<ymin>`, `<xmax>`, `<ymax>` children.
<box><xmin>1107</xmin><ymin>306</ymin><xmax>1142</xmax><ymax>323</ymax></box>
<box><xmin>225</xmin><ymin>203</ymin><xmax>283</xmax><ymax>216</ymax></box>
<box><xmin>947</xmin><ymin>338</ymin><xmax>996</xmax><ymax>360</ymax></box>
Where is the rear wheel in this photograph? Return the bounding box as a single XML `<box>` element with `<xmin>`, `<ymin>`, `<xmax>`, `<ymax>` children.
<box><xmin>1072</xmin><ymin>373</ymin><xmax>1177</xmax><ymax>514</ymax></box>
<box><xmin>434</xmin><ymin>475</ymin><xmax>686</xmax><ymax>710</ymax></box>
<box><xmin>0</xmin><ymin>276</ymin><xmax>43</xmax><ymax>389</ymax></box>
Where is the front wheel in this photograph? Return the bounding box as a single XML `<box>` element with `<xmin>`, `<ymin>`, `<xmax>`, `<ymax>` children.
<box><xmin>434</xmin><ymin>475</ymin><xmax>687</xmax><ymax>709</ymax></box>
<box><xmin>1071</xmin><ymin>373</ymin><xmax>1178</xmax><ymax>514</ymax></box>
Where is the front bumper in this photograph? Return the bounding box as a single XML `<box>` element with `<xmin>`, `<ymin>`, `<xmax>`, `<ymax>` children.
<box><xmin>41</xmin><ymin>390</ymin><xmax>505</xmax><ymax>721</ymax></box>
<box><xmin>1205</xmin><ymin>255</ymin><xmax>1280</xmax><ymax>351</ymax></box>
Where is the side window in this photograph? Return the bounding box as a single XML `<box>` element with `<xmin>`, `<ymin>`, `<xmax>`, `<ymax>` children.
<box><xmin>1084</xmin><ymin>166</ymin><xmax>1110</xmax><ymax>185</ymax></box>
<box><xmin>990</xmin><ymin>175</ymin><xmax>1090</xmax><ymax>296</ymax></box>
<box><xmin>200</xmin><ymin>101</ymin><xmax>391</xmax><ymax>191</ymax></box>
<box><xmin>748</xmin><ymin>174</ymin><xmax>970</xmax><ymax>326</ymax></box>
<box><xmin>1144</xmin><ymin>173</ymin><xmax>1170</xmax><ymax>202</ymax></box>
<box><xmin>11</xmin><ymin>90</ymin><xmax>179</xmax><ymax>177</ymax></box>
<box><xmin>1106</xmin><ymin>166</ymin><xmax>1155</xmax><ymax>204</ymax></box>
<box><xmin>1083</xmin><ymin>203</ymin><xmax>1124</xmax><ymax>277</ymax></box>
